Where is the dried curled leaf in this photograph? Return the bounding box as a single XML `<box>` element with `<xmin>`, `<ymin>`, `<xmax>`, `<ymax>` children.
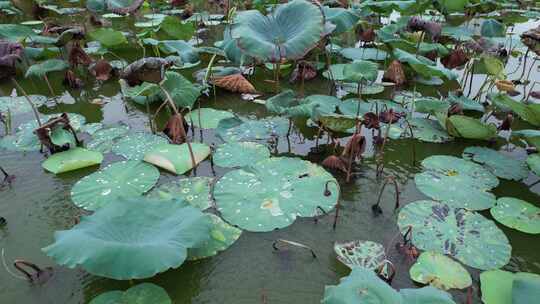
<box><xmin>322</xmin><ymin>155</ymin><xmax>348</xmax><ymax>173</ymax></box>
<box><xmin>90</xmin><ymin>59</ymin><xmax>113</xmax><ymax>81</ymax></box>
<box><xmin>69</xmin><ymin>42</ymin><xmax>92</xmax><ymax>67</ymax></box>
<box><xmin>498</xmin><ymin>113</ymin><xmax>513</xmax><ymax>131</ymax></box>
<box><xmin>211</xmin><ymin>73</ymin><xmax>256</xmax><ymax>94</ymax></box>
<box><xmin>382</xmin><ymin>60</ymin><xmax>406</xmax><ymax>86</ymax></box>
<box><xmin>120</xmin><ymin>57</ymin><xmax>171</xmax><ymax>86</ymax></box>
<box><xmin>441</xmin><ymin>48</ymin><xmax>469</xmax><ymax>69</ymax></box>
<box><xmin>289</xmin><ymin>61</ymin><xmax>317</xmax><ymax>83</ymax></box>
<box><xmin>521</xmin><ymin>25</ymin><xmax>540</xmax><ymax>56</ymax></box>
<box><xmin>407</xmin><ymin>16</ymin><xmax>441</xmax><ymax>42</ymax></box>
<box><xmin>0</xmin><ymin>40</ymin><xmax>23</xmax><ymax>67</ymax></box>
<box><xmin>362</xmin><ymin>112</ymin><xmax>380</xmax><ymax>129</ymax></box>
<box><xmin>357</xmin><ymin>27</ymin><xmax>376</xmax><ymax>43</ymax></box>
<box><xmin>379</xmin><ymin>109</ymin><xmax>404</xmax><ymax>124</ymax></box>
<box><xmin>163</xmin><ymin>114</ymin><xmax>188</xmax><ymax>144</ymax></box>
<box><xmin>63</xmin><ymin>70</ymin><xmax>83</xmax><ymax>89</ymax></box>
<box><xmin>495</xmin><ymin>80</ymin><xmax>515</xmax><ymax>92</ymax></box>
<box><xmin>342</xmin><ymin>133</ymin><xmax>366</xmax><ymax>162</ymax></box>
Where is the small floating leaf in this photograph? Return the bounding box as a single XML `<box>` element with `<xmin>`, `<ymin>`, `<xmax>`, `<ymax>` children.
<box><xmin>188</xmin><ymin>214</ymin><xmax>242</xmax><ymax>260</ymax></box>
<box><xmin>409</xmin><ymin>251</ymin><xmax>472</xmax><ymax>290</ymax></box>
<box><xmin>42</xmin><ymin>148</ymin><xmax>103</xmax><ymax>174</ymax></box>
<box><xmin>213</xmin><ymin>141</ymin><xmax>270</xmax><ymax>168</ymax></box>
<box><xmin>490</xmin><ymin>197</ymin><xmax>540</xmax><ymax>234</ymax></box>
<box><xmin>462</xmin><ymin>146</ymin><xmax>528</xmax><ymax>181</ymax></box>
<box><xmin>185</xmin><ymin>108</ymin><xmax>234</xmax><ymax>129</ymax></box>
<box><xmin>143</xmin><ymin>143</ymin><xmax>210</xmax><ymax>175</ymax></box>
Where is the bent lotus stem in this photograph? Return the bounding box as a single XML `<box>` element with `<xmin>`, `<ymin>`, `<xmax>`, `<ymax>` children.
<box><xmin>518</xmin><ymin>49</ymin><xmax>530</xmax><ymax>80</ymax></box>
<box><xmin>13</xmin><ymin>259</ymin><xmax>44</xmax><ymax>282</ymax></box>
<box><xmin>522</xmin><ymin>58</ymin><xmax>538</xmax><ymax>99</ymax></box>
<box><xmin>313</xmin><ymin>205</ymin><xmax>328</xmax><ymax>223</ymax></box>
<box><xmin>377</xmin><ymin>259</ymin><xmax>396</xmax><ymax>284</ymax></box>
<box><xmin>466</xmin><ymin>286</ymin><xmax>473</xmax><ymax>304</ymax></box>
<box><xmin>372</xmin><ymin>176</ymin><xmax>400</xmax><ymax>216</ymax></box>
<box><xmin>272</xmin><ymin>239</ymin><xmax>317</xmax><ymax>258</ymax></box>
<box><xmin>524</xmin><ymin>81</ymin><xmax>540</xmax><ymax>103</ymax></box>
<box><xmin>376</xmin><ymin>120</ymin><xmax>392</xmax><ymax>177</ymax></box>
<box><xmin>43</xmin><ymin>74</ymin><xmax>55</xmax><ymax>97</ymax></box>
<box><xmin>158</xmin><ymin>83</ymin><xmax>197</xmax><ymax>168</ymax></box>
<box><xmin>324</xmin><ymin>180</ymin><xmax>341</xmax><ymax>230</ymax></box>
<box><xmin>404</xmin><ymin>119</ymin><xmax>416</xmax><ymax>166</ymax></box>
<box><xmin>10</xmin><ymin>78</ymin><xmax>41</xmax><ymax>126</ymax></box>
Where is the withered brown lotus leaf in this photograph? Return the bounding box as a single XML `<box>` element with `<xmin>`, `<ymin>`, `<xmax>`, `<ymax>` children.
<box><xmin>498</xmin><ymin>113</ymin><xmax>513</xmax><ymax>131</ymax></box>
<box><xmin>120</xmin><ymin>57</ymin><xmax>170</xmax><ymax>86</ymax></box>
<box><xmin>407</xmin><ymin>16</ymin><xmax>441</xmax><ymax>42</ymax></box>
<box><xmin>342</xmin><ymin>133</ymin><xmax>366</xmax><ymax>162</ymax></box>
<box><xmin>289</xmin><ymin>61</ymin><xmax>317</xmax><ymax>83</ymax></box>
<box><xmin>441</xmin><ymin>48</ymin><xmax>469</xmax><ymax>69</ymax></box>
<box><xmin>163</xmin><ymin>114</ymin><xmax>188</xmax><ymax>144</ymax></box>
<box><xmin>362</xmin><ymin>112</ymin><xmax>380</xmax><ymax>129</ymax></box>
<box><xmin>69</xmin><ymin>42</ymin><xmax>92</xmax><ymax>67</ymax></box>
<box><xmin>357</xmin><ymin>27</ymin><xmax>376</xmax><ymax>43</ymax></box>
<box><xmin>322</xmin><ymin>155</ymin><xmax>348</xmax><ymax>173</ymax></box>
<box><xmin>63</xmin><ymin>70</ymin><xmax>83</xmax><ymax>89</ymax></box>
<box><xmin>521</xmin><ymin>25</ymin><xmax>540</xmax><ymax>56</ymax></box>
<box><xmin>91</xmin><ymin>59</ymin><xmax>113</xmax><ymax>81</ymax></box>
<box><xmin>495</xmin><ymin>80</ymin><xmax>515</xmax><ymax>92</ymax></box>
<box><xmin>211</xmin><ymin>73</ymin><xmax>257</xmax><ymax>93</ymax></box>
<box><xmin>109</xmin><ymin>0</ymin><xmax>145</xmax><ymax>15</ymax></box>
<box><xmin>382</xmin><ymin>60</ymin><xmax>406</xmax><ymax>86</ymax></box>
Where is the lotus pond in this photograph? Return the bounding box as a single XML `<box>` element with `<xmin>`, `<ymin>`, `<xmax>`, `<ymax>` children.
<box><xmin>1</xmin><ymin>0</ymin><xmax>540</xmax><ymax>303</ymax></box>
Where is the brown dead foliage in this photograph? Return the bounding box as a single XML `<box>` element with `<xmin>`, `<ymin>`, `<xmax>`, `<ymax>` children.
<box><xmin>211</xmin><ymin>73</ymin><xmax>257</xmax><ymax>93</ymax></box>
<box><xmin>382</xmin><ymin>60</ymin><xmax>406</xmax><ymax>86</ymax></box>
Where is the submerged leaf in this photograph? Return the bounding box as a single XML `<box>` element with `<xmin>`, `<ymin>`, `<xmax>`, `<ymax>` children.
<box><xmin>89</xmin><ymin>283</ymin><xmax>171</xmax><ymax>304</ymax></box>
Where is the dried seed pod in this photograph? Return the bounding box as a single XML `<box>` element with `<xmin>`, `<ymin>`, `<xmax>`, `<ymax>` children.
<box><xmin>382</xmin><ymin>60</ymin><xmax>406</xmax><ymax>86</ymax></box>
<box><xmin>211</xmin><ymin>73</ymin><xmax>257</xmax><ymax>93</ymax></box>
<box><xmin>495</xmin><ymin>80</ymin><xmax>516</xmax><ymax>92</ymax></box>
<box><xmin>68</xmin><ymin>42</ymin><xmax>92</xmax><ymax>67</ymax></box>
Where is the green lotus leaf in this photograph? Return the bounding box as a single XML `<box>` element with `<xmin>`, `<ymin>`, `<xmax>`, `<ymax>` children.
<box><xmin>343</xmin><ymin>60</ymin><xmax>379</xmax><ymax>83</ymax></box>
<box><xmin>230</xmin><ymin>0</ymin><xmax>325</xmax><ymax>62</ymax></box>
<box><xmin>87</xmin><ymin>125</ymin><xmax>130</xmax><ymax>153</ymax></box>
<box><xmin>317</xmin><ymin>114</ymin><xmax>357</xmax><ymax>132</ymax></box>
<box><xmin>409</xmin><ymin>251</ymin><xmax>472</xmax><ymax>290</ymax></box>
<box><xmin>446</xmin><ymin>115</ymin><xmax>497</xmax><ymax>140</ymax></box>
<box><xmin>143</xmin><ymin>143</ymin><xmax>210</xmax><ymax>175</ymax></box>
<box><xmin>358</xmin><ymin>1</ymin><xmax>424</xmax><ymax>14</ymax></box>
<box><xmin>323</xmin><ymin>7</ymin><xmax>359</xmax><ymax>35</ymax></box>
<box><xmin>415</xmin><ymin>98</ymin><xmax>450</xmax><ymax>114</ymax></box>
<box><xmin>148</xmin><ymin>177</ymin><xmax>213</xmax><ymax>210</ymax></box>
<box><xmin>512</xmin><ymin>273</ymin><xmax>540</xmax><ymax>304</ymax></box>
<box><xmin>527</xmin><ymin>154</ymin><xmax>540</xmax><ymax>176</ymax></box>
<box><xmin>89</xmin><ymin>283</ymin><xmax>171</xmax><ymax>304</ymax></box>
<box><xmin>119</xmin><ymin>80</ymin><xmax>161</xmax><ymax>105</ymax></box>
<box><xmin>0</xmin><ymin>24</ymin><xmax>36</xmax><ymax>41</ymax></box>
<box><xmin>341</xmin><ymin>83</ymin><xmax>385</xmax><ymax>95</ymax></box>
<box><xmin>481</xmin><ymin>56</ymin><xmax>505</xmax><ymax>78</ymax></box>
<box><xmin>50</xmin><ymin>126</ymin><xmax>76</xmax><ymax>147</ymax></box>
<box><xmin>214</xmin><ymin>157</ymin><xmax>339</xmax><ymax>232</ymax></box>
<box><xmin>323</xmin><ymin>64</ymin><xmax>347</xmax><ymax>80</ymax></box>
<box><xmin>490</xmin><ymin>197</ymin><xmax>540</xmax><ymax>234</ymax></box>
<box><xmin>446</xmin><ymin>93</ymin><xmax>485</xmax><ymax>112</ymax></box>
<box><xmin>156</xmin><ymin>16</ymin><xmax>195</xmax><ymax>41</ymax></box>
<box><xmin>42</xmin><ymin>148</ymin><xmax>103</xmax><ymax>174</ymax></box>
<box><xmin>462</xmin><ymin>146</ymin><xmax>528</xmax><ymax>181</ymax></box>
<box><xmin>322</xmin><ymin>266</ymin><xmax>456</xmax><ymax>304</ymax></box>
<box><xmin>43</xmin><ymin>197</ymin><xmax>211</xmax><ymax>280</ymax></box>
<box><xmin>512</xmin><ymin>129</ymin><xmax>540</xmax><ymax>150</ymax></box>
<box><xmin>266</xmin><ymin>90</ymin><xmax>340</xmax><ymax>118</ymax></box>
<box><xmin>415</xmin><ymin>76</ymin><xmax>444</xmax><ymax>86</ymax></box>
<box><xmin>81</xmin><ymin>123</ymin><xmax>104</xmax><ymax>135</ymax></box>
<box><xmin>441</xmin><ymin>26</ymin><xmax>474</xmax><ymax>41</ymax></box>
<box><xmin>0</xmin><ymin>95</ymin><xmax>47</xmax><ymax>115</ymax></box>
<box><xmin>340</xmin><ymin>48</ymin><xmax>388</xmax><ymax>61</ymax></box>
<box><xmin>112</xmin><ymin>132</ymin><xmax>169</xmax><ymax>160</ymax></box>
<box><xmin>25</xmin><ymin>59</ymin><xmax>69</xmax><ymax>78</ymax></box>
<box><xmin>158</xmin><ymin>40</ymin><xmax>199</xmax><ymax>64</ymax></box>
<box><xmin>480</xmin><ymin>269</ymin><xmax>540</xmax><ymax>304</ymax></box>
<box><xmin>185</xmin><ymin>108</ymin><xmax>234</xmax><ymax>129</ymax></box>
<box><xmin>88</xmin><ymin>28</ymin><xmax>127</xmax><ymax>48</ymax></box>
<box><xmin>334</xmin><ymin>240</ymin><xmax>386</xmax><ymax>270</ymax></box>
<box><xmin>161</xmin><ymin>71</ymin><xmax>202</xmax><ymax>109</ymax></box>
<box><xmin>216</xmin><ymin>116</ymin><xmax>289</xmax><ymax>142</ymax></box>
<box><xmin>415</xmin><ymin>155</ymin><xmax>498</xmax><ymax>210</ymax></box>
<box><xmin>339</xmin><ymin>99</ymin><xmax>406</xmax><ymax>119</ymax></box>
<box><xmin>213</xmin><ymin>141</ymin><xmax>270</xmax><ymax>168</ymax></box>
<box><xmin>188</xmin><ymin>213</ymin><xmax>242</xmax><ymax>260</ymax></box>
<box><xmin>435</xmin><ymin>0</ymin><xmax>469</xmax><ymax>13</ymax></box>
<box><xmin>406</xmin><ymin>118</ymin><xmax>452</xmax><ymax>143</ymax></box>
<box><xmin>489</xmin><ymin>93</ymin><xmax>540</xmax><ymax>126</ymax></box>
<box><xmin>322</xmin><ymin>266</ymin><xmax>402</xmax><ymax>304</ymax></box>
<box><xmin>71</xmin><ymin>160</ymin><xmax>159</xmax><ymax>211</ymax></box>
<box><xmin>393</xmin><ymin>48</ymin><xmax>457</xmax><ymax>80</ymax></box>
<box><xmin>481</xmin><ymin>19</ymin><xmax>506</xmax><ymax>38</ymax></box>
<box><xmin>397</xmin><ymin>200</ymin><xmax>511</xmax><ymax>270</ymax></box>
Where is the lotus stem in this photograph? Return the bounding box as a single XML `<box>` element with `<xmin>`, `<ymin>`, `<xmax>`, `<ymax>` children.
<box><xmin>13</xmin><ymin>259</ymin><xmax>44</xmax><ymax>282</ymax></box>
<box><xmin>466</xmin><ymin>286</ymin><xmax>473</xmax><ymax>304</ymax></box>
<box><xmin>524</xmin><ymin>81</ymin><xmax>540</xmax><ymax>103</ymax></box>
<box><xmin>323</xmin><ymin>180</ymin><xmax>341</xmax><ymax>230</ymax></box>
<box><xmin>372</xmin><ymin>176</ymin><xmax>400</xmax><ymax>216</ymax></box>
<box><xmin>414</xmin><ymin>31</ymin><xmax>425</xmax><ymax>58</ymax></box>
<box><xmin>158</xmin><ymin>83</ymin><xmax>197</xmax><ymax>168</ymax></box>
<box><xmin>522</xmin><ymin>57</ymin><xmax>538</xmax><ymax>99</ymax></box>
<box><xmin>43</xmin><ymin>74</ymin><xmax>55</xmax><ymax>97</ymax></box>
<box><xmin>467</xmin><ymin>60</ymin><xmax>475</xmax><ymax>97</ymax></box>
<box><xmin>272</xmin><ymin>239</ymin><xmax>317</xmax><ymax>258</ymax></box>
<box><xmin>518</xmin><ymin>49</ymin><xmax>530</xmax><ymax>80</ymax></box>
<box><xmin>1</xmin><ymin>249</ymin><xmax>26</xmax><ymax>281</ymax></box>
<box><xmin>204</xmin><ymin>54</ymin><xmax>218</xmax><ymax>86</ymax></box>
<box><xmin>376</xmin><ymin>120</ymin><xmax>392</xmax><ymax>177</ymax></box>
<box><xmin>377</xmin><ymin>260</ymin><xmax>396</xmax><ymax>284</ymax></box>
<box><xmin>10</xmin><ymin>78</ymin><xmax>41</xmax><ymax>126</ymax></box>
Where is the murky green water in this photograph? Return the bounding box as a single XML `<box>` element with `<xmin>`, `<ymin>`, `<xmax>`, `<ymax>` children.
<box><xmin>1</xmin><ymin>3</ymin><xmax>539</xmax><ymax>304</ymax></box>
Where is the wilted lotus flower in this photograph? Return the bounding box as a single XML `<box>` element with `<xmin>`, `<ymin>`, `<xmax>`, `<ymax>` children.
<box><xmin>521</xmin><ymin>25</ymin><xmax>540</xmax><ymax>56</ymax></box>
<box><xmin>322</xmin><ymin>155</ymin><xmax>348</xmax><ymax>173</ymax></box>
<box><xmin>362</xmin><ymin>112</ymin><xmax>380</xmax><ymax>129</ymax></box>
<box><xmin>441</xmin><ymin>48</ymin><xmax>470</xmax><ymax>69</ymax></box>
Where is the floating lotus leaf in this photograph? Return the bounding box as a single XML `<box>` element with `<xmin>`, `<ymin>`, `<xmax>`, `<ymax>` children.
<box><xmin>490</xmin><ymin>197</ymin><xmax>540</xmax><ymax>234</ymax></box>
<box><xmin>213</xmin><ymin>141</ymin><xmax>270</xmax><ymax>168</ymax></box>
<box><xmin>446</xmin><ymin>93</ymin><xmax>485</xmax><ymax>113</ymax></box>
<box><xmin>266</xmin><ymin>90</ymin><xmax>340</xmax><ymax>118</ymax></box>
<box><xmin>214</xmin><ymin>157</ymin><xmax>338</xmax><ymax>232</ymax></box>
<box><xmin>323</xmin><ymin>7</ymin><xmax>359</xmax><ymax>34</ymax></box>
<box><xmin>415</xmin><ymin>98</ymin><xmax>449</xmax><ymax>114</ymax></box>
<box><xmin>489</xmin><ymin>93</ymin><xmax>540</xmax><ymax>127</ymax></box>
<box><xmin>216</xmin><ymin>116</ymin><xmax>289</xmax><ymax>142</ymax></box>
<box><xmin>481</xmin><ymin>19</ymin><xmax>506</xmax><ymax>38</ymax></box>
<box><xmin>393</xmin><ymin>48</ymin><xmax>457</xmax><ymax>80</ymax></box>
<box><xmin>188</xmin><ymin>214</ymin><xmax>242</xmax><ymax>260</ymax></box>
<box><xmin>322</xmin><ymin>266</ymin><xmax>456</xmax><ymax>304</ymax></box>
<box><xmin>512</xmin><ymin>129</ymin><xmax>540</xmax><ymax>150</ymax></box>
<box><xmin>112</xmin><ymin>132</ymin><xmax>169</xmax><ymax>160</ymax></box>
<box><xmin>25</xmin><ymin>59</ymin><xmax>68</xmax><ymax>78</ymax></box>
<box><xmin>0</xmin><ymin>95</ymin><xmax>46</xmax><ymax>115</ymax></box>
<box><xmin>161</xmin><ymin>71</ymin><xmax>202</xmax><ymax>109</ymax></box>
<box><xmin>185</xmin><ymin>108</ymin><xmax>234</xmax><ymax>129</ymax></box>
<box><xmin>87</xmin><ymin>125</ymin><xmax>130</xmax><ymax>153</ymax></box>
<box><xmin>81</xmin><ymin>123</ymin><xmax>104</xmax><ymax>135</ymax></box>
<box><xmin>480</xmin><ymin>269</ymin><xmax>540</xmax><ymax>304</ymax></box>
<box><xmin>89</xmin><ymin>283</ymin><xmax>171</xmax><ymax>304</ymax></box>
<box><xmin>340</xmin><ymin>48</ymin><xmax>388</xmax><ymax>61</ymax></box>
<box><xmin>156</xmin><ymin>16</ymin><xmax>195</xmax><ymax>41</ymax></box>
<box><xmin>462</xmin><ymin>146</ymin><xmax>528</xmax><ymax>181</ymax></box>
<box><xmin>230</xmin><ymin>0</ymin><xmax>325</xmax><ymax>62</ymax></box>
<box><xmin>397</xmin><ymin>200</ymin><xmax>511</xmax><ymax>270</ymax></box>
<box><xmin>341</xmin><ymin>83</ymin><xmax>385</xmax><ymax>95</ymax></box>
<box><xmin>343</xmin><ymin>60</ymin><xmax>379</xmax><ymax>83</ymax></box>
<box><xmin>149</xmin><ymin>177</ymin><xmax>213</xmax><ymax>210</ymax></box>
<box><xmin>43</xmin><ymin>197</ymin><xmax>211</xmax><ymax>280</ymax></box>
<box><xmin>415</xmin><ymin>155</ymin><xmax>498</xmax><ymax>210</ymax></box>
<box><xmin>71</xmin><ymin>160</ymin><xmax>159</xmax><ymax>211</ymax></box>
<box><xmin>88</xmin><ymin>28</ymin><xmax>127</xmax><ymax>48</ymax></box>
<box><xmin>42</xmin><ymin>148</ymin><xmax>103</xmax><ymax>174</ymax></box>
<box><xmin>527</xmin><ymin>154</ymin><xmax>540</xmax><ymax>176</ymax></box>
<box><xmin>409</xmin><ymin>251</ymin><xmax>472</xmax><ymax>290</ymax></box>
<box><xmin>316</xmin><ymin>114</ymin><xmax>357</xmax><ymax>132</ymax></box>
<box><xmin>323</xmin><ymin>64</ymin><xmax>347</xmax><ymax>80</ymax></box>
<box><xmin>339</xmin><ymin>99</ymin><xmax>406</xmax><ymax>119</ymax></box>
<box><xmin>406</xmin><ymin>118</ymin><xmax>452</xmax><ymax>143</ymax></box>
<box><xmin>143</xmin><ymin>143</ymin><xmax>210</xmax><ymax>175</ymax></box>
<box><xmin>446</xmin><ymin>115</ymin><xmax>497</xmax><ymax>140</ymax></box>
<box><xmin>158</xmin><ymin>40</ymin><xmax>199</xmax><ymax>65</ymax></box>
<box><xmin>334</xmin><ymin>240</ymin><xmax>386</xmax><ymax>270</ymax></box>
<box><xmin>0</xmin><ymin>24</ymin><xmax>36</xmax><ymax>41</ymax></box>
